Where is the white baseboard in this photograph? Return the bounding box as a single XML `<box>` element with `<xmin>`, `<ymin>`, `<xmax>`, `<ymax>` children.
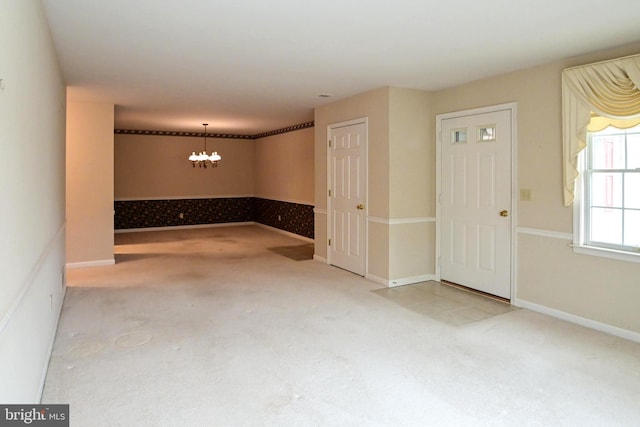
<box><xmin>66</xmin><ymin>259</ymin><xmax>115</xmax><ymax>269</ymax></box>
<box><xmin>254</xmin><ymin>223</ymin><xmax>313</xmax><ymax>243</ymax></box>
<box><xmin>115</xmin><ymin>221</ymin><xmax>313</xmax><ymax>243</ymax></box>
<box><xmin>114</xmin><ymin>222</ymin><xmax>255</xmax><ymax>234</ymax></box>
<box><xmin>514</xmin><ymin>298</ymin><xmax>640</xmax><ymax>344</ymax></box>
<box><xmin>313</xmin><ymin>254</ymin><xmax>327</xmax><ymax>263</ymax></box>
<box><xmin>366</xmin><ymin>273</ymin><xmax>436</xmax><ymax>288</ymax></box>
<box><xmin>365</xmin><ymin>273</ymin><xmax>388</xmax><ymax>287</ymax></box>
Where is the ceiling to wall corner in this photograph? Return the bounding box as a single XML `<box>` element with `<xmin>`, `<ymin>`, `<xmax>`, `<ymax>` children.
<box><xmin>41</xmin><ymin>0</ymin><xmax>640</xmax><ymax>135</ymax></box>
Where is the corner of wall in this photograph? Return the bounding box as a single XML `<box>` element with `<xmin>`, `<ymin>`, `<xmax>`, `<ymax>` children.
<box><xmin>66</xmin><ymin>102</ymin><xmax>115</xmax><ymax>264</ymax></box>
<box><xmin>0</xmin><ymin>0</ymin><xmax>68</xmax><ymax>402</ymax></box>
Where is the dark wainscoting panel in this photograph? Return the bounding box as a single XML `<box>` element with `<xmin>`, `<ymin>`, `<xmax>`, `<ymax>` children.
<box><xmin>114</xmin><ymin>197</ymin><xmax>314</xmax><ymax>239</ymax></box>
<box><xmin>114</xmin><ymin>198</ymin><xmax>254</xmax><ymax>229</ymax></box>
<box><xmin>253</xmin><ymin>198</ymin><xmax>314</xmax><ymax>239</ymax></box>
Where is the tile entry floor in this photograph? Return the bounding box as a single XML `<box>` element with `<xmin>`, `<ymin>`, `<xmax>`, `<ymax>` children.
<box><xmin>373</xmin><ymin>281</ymin><xmax>517</xmax><ymax>327</ymax></box>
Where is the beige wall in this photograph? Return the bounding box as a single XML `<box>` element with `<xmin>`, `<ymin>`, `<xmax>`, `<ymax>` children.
<box><xmin>0</xmin><ymin>0</ymin><xmax>67</xmax><ymax>402</ymax></box>
<box><xmin>314</xmin><ymin>87</ymin><xmax>435</xmax><ymax>283</ymax></box>
<box><xmin>254</xmin><ymin>128</ymin><xmax>314</xmax><ymax>204</ymax></box>
<box><xmin>518</xmin><ymin>234</ymin><xmax>640</xmax><ymax>333</ymax></box>
<box><xmin>432</xmin><ymin>61</ymin><xmax>568</xmax><ymax>231</ymax></box>
<box><xmin>432</xmin><ymin>42</ymin><xmax>640</xmax><ymax>232</ymax></box>
<box><xmin>66</xmin><ymin>102</ymin><xmax>115</xmax><ymax>264</ymax></box>
<box><xmin>314</xmin><ymin>88</ymin><xmax>390</xmax><ymax>278</ymax></box>
<box><xmin>389</xmin><ymin>223</ymin><xmax>435</xmax><ymax>280</ymax></box>
<box><xmin>114</xmin><ymin>134</ymin><xmax>253</xmax><ymax>199</ymax></box>
<box><xmin>389</xmin><ymin>87</ymin><xmax>433</xmax><ymax>218</ymax></box>
<box><xmin>431</xmin><ymin>42</ymin><xmax>640</xmax><ymax>334</ymax></box>
<box><xmin>368</xmin><ymin>222</ymin><xmax>390</xmax><ymax>281</ymax></box>
<box><xmin>314</xmin><ymin>43</ymin><xmax>640</xmax><ymax>334</ymax></box>
<box><xmin>314</xmin><ymin>87</ymin><xmax>391</xmax><ymax>216</ymax></box>
<box><xmin>388</xmin><ymin>88</ymin><xmax>435</xmax><ymax>281</ymax></box>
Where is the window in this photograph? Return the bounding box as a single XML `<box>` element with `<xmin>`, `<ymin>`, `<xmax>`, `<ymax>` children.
<box><xmin>561</xmin><ymin>54</ymin><xmax>640</xmax><ymax>207</ymax></box>
<box><xmin>575</xmin><ymin>124</ymin><xmax>640</xmax><ymax>261</ymax></box>
<box><xmin>562</xmin><ymin>54</ymin><xmax>640</xmax><ymax>262</ymax></box>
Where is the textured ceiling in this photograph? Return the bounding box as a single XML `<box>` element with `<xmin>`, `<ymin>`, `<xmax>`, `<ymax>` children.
<box><xmin>41</xmin><ymin>0</ymin><xmax>640</xmax><ymax>134</ymax></box>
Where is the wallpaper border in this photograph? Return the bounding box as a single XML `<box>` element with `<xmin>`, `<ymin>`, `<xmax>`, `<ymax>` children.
<box><xmin>115</xmin><ymin>121</ymin><xmax>314</xmax><ymax>140</ymax></box>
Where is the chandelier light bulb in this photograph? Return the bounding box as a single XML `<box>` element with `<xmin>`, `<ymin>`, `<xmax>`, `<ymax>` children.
<box><xmin>188</xmin><ymin>123</ymin><xmax>222</xmax><ymax>168</ymax></box>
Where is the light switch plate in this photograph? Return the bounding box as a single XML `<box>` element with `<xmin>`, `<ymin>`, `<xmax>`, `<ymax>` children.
<box><xmin>520</xmin><ymin>189</ymin><xmax>532</xmax><ymax>201</ymax></box>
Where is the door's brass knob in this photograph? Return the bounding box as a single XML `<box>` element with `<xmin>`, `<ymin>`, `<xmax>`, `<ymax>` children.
<box><xmin>357</xmin><ymin>204</ymin><xmax>365</xmax><ymax>210</ymax></box>
<box><xmin>500</xmin><ymin>210</ymin><xmax>509</xmax><ymax>217</ymax></box>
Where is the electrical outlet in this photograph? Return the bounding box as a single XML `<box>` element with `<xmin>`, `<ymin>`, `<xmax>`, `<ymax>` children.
<box><xmin>179</xmin><ymin>213</ymin><xmax>184</xmax><ymax>219</ymax></box>
<box><xmin>278</xmin><ymin>215</ymin><xmax>282</xmax><ymax>221</ymax></box>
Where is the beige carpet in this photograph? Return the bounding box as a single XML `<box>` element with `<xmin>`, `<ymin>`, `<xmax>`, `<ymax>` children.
<box><xmin>42</xmin><ymin>225</ymin><xmax>640</xmax><ymax>426</ymax></box>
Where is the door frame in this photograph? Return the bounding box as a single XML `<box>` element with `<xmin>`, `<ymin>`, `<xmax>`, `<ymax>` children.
<box><xmin>435</xmin><ymin>103</ymin><xmax>518</xmax><ymax>300</ymax></box>
<box><xmin>327</xmin><ymin>117</ymin><xmax>369</xmax><ymax>275</ymax></box>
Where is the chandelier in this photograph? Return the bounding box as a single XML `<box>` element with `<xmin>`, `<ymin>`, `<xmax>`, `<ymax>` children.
<box><xmin>189</xmin><ymin>123</ymin><xmax>222</xmax><ymax>168</ymax></box>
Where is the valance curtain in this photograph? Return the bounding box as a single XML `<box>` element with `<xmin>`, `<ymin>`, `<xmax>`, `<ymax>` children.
<box><xmin>562</xmin><ymin>54</ymin><xmax>640</xmax><ymax>206</ymax></box>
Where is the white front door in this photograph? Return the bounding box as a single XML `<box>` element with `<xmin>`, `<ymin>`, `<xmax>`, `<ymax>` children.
<box><xmin>439</xmin><ymin>108</ymin><xmax>513</xmax><ymax>299</ymax></box>
<box><xmin>328</xmin><ymin>120</ymin><xmax>367</xmax><ymax>276</ymax></box>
